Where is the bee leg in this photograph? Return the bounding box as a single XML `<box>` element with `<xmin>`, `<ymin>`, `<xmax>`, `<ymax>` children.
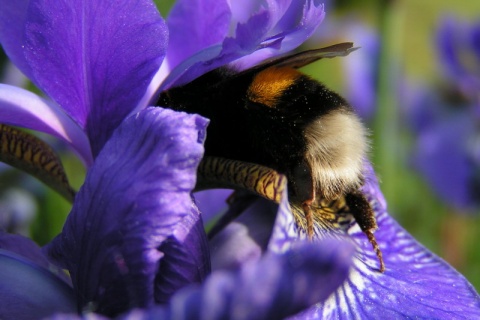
<box><xmin>300</xmin><ymin>181</ymin><xmax>317</xmax><ymax>241</ymax></box>
<box><xmin>346</xmin><ymin>191</ymin><xmax>385</xmax><ymax>273</ymax></box>
<box><xmin>302</xmin><ymin>199</ymin><xmax>314</xmax><ymax>240</ymax></box>
<box><xmin>291</xmin><ymin>161</ymin><xmax>316</xmax><ymax>240</ymax></box>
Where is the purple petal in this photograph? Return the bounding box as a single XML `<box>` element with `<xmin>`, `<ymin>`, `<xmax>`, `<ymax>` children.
<box><xmin>193</xmin><ymin>189</ymin><xmax>231</xmax><ymax>224</ymax></box>
<box><xmin>45</xmin><ymin>107</ymin><xmax>207</xmax><ymax>316</ymax></box>
<box><xmin>23</xmin><ymin>0</ymin><xmax>168</xmax><ymax>157</ymax></box>
<box><xmin>232</xmin><ymin>0</ymin><xmax>325</xmax><ymax>70</ymax></box>
<box><xmin>205</xmin><ymin>241</ymin><xmax>352</xmax><ymax>320</ymax></box>
<box><xmin>0</xmin><ymin>84</ymin><xmax>92</xmax><ymax>165</ymax></box>
<box><xmin>161</xmin><ymin>0</ymin><xmax>324</xmax><ymax>89</ymax></box>
<box><xmin>209</xmin><ymin>194</ymin><xmax>277</xmax><ymax>271</ymax></box>
<box><xmin>0</xmin><ymin>0</ymin><xmax>35</xmax><ymax>82</ymax></box>
<box><xmin>154</xmin><ymin>204</ymin><xmax>211</xmax><ymax>304</ymax></box>
<box><xmin>0</xmin><ymin>249</ymin><xmax>76</xmax><ymax>319</ymax></box>
<box><xmin>46</xmin><ymin>314</ymin><xmax>108</xmax><ymax>320</ymax></box>
<box><xmin>0</xmin><ymin>232</ymin><xmax>71</xmax><ymax>285</ymax></box>
<box><xmin>228</xmin><ymin>0</ymin><xmax>264</xmax><ymax>23</ymax></box>
<box><xmin>268</xmin><ymin>186</ymin><xmax>301</xmax><ymax>252</ymax></box>
<box><xmin>471</xmin><ymin>20</ymin><xmax>480</xmax><ymax>61</ymax></box>
<box><xmin>437</xmin><ymin>16</ymin><xmax>480</xmax><ymax>99</ymax></box>
<box><xmin>119</xmin><ymin>241</ymin><xmax>353</xmax><ymax>320</ymax></box>
<box><xmin>401</xmin><ymin>82</ymin><xmax>441</xmax><ymax>134</ymax></box>
<box><xmin>0</xmin><ymin>232</ymin><xmax>51</xmax><ymax>271</ymax></box>
<box><xmin>437</xmin><ymin>17</ymin><xmax>468</xmax><ymax>85</ymax></box>
<box><xmin>166</xmin><ymin>0</ymin><xmax>231</xmax><ymax>71</ymax></box>
<box><xmin>297</xmin><ymin>167</ymin><xmax>480</xmax><ymax>319</ymax></box>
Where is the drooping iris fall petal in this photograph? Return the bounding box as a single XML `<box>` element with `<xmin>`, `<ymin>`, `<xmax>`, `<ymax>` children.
<box><xmin>293</xmin><ymin>166</ymin><xmax>480</xmax><ymax>319</ymax></box>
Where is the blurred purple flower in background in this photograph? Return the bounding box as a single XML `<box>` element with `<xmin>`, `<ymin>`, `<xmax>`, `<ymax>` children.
<box><xmin>438</xmin><ymin>17</ymin><xmax>480</xmax><ymax>110</ymax></box>
<box><xmin>0</xmin><ymin>0</ymin><xmax>479</xmax><ymax>319</ymax></box>
<box><xmin>305</xmin><ymin>0</ymin><xmax>381</xmax><ymax>121</ymax></box>
<box><xmin>342</xmin><ymin>22</ymin><xmax>380</xmax><ymax>121</ymax></box>
<box><xmin>405</xmin><ymin>16</ymin><xmax>480</xmax><ymax>213</ymax></box>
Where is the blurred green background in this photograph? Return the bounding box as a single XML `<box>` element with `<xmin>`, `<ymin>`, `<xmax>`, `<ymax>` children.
<box><xmin>1</xmin><ymin>0</ymin><xmax>479</xmax><ymax>291</ymax></box>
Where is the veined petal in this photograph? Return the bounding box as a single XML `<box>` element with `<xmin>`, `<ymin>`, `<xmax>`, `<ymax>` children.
<box><xmin>0</xmin><ymin>248</ymin><xmax>75</xmax><ymax>319</ymax></box>
<box><xmin>0</xmin><ymin>84</ymin><xmax>92</xmax><ymax>165</ymax></box>
<box><xmin>161</xmin><ymin>8</ymin><xmax>275</xmax><ymax>89</ymax></box>
<box><xmin>268</xmin><ymin>186</ymin><xmax>301</xmax><ymax>253</ymax></box>
<box><xmin>0</xmin><ymin>0</ymin><xmax>35</xmax><ymax>82</ymax></box>
<box><xmin>297</xmin><ymin>167</ymin><xmax>480</xmax><ymax>319</ymax></box>
<box><xmin>23</xmin><ymin>0</ymin><xmax>168</xmax><ymax>157</ymax></box>
<box><xmin>119</xmin><ymin>241</ymin><xmax>353</xmax><ymax>320</ymax></box>
<box><xmin>160</xmin><ymin>0</ymin><xmax>324</xmax><ymax>89</ymax></box>
<box><xmin>45</xmin><ymin>107</ymin><xmax>207</xmax><ymax>316</ymax></box>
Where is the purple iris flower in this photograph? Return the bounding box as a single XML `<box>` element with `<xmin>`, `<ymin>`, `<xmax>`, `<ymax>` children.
<box><xmin>405</xmin><ymin>16</ymin><xmax>480</xmax><ymax>212</ymax></box>
<box><xmin>0</xmin><ymin>1</ymin><xmax>479</xmax><ymax>319</ymax></box>
<box><xmin>437</xmin><ymin>17</ymin><xmax>480</xmax><ymax>110</ymax></box>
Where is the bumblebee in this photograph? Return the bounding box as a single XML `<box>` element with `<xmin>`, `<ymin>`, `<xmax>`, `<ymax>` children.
<box><xmin>158</xmin><ymin>43</ymin><xmax>384</xmax><ymax>272</ymax></box>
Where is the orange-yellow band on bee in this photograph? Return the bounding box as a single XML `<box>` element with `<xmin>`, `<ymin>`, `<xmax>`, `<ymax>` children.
<box><xmin>247</xmin><ymin>67</ymin><xmax>301</xmax><ymax>107</ymax></box>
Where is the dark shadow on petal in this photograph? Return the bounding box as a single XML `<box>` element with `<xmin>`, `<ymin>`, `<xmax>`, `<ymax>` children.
<box><xmin>155</xmin><ymin>203</ymin><xmax>211</xmax><ymax>303</ymax></box>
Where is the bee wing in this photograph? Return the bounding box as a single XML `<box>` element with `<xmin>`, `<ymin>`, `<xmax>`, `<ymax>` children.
<box><xmin>273</xmin><ymin>42</ymin><xmax>358</xmax><ymax>69</ymax></box>
<box><xmin>212</xmin><ymin>43</ymin><xmax>357</xmax><ymax>88</ymax></box>
<box><xmin>243</xmin><ymin>42</ymin><xmax>358</xmax><ymax>74</ymax></box>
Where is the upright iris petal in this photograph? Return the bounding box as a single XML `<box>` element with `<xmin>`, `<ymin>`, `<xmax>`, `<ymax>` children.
<box><xmin>0</xmin><ymin>0</ymin><xmax>35</xmax><ymax>83</ymax></box>
<box><xmin>23</xmin><ymin>0</ymin><xmax>167</xmax><ymax>157</ymax></box>
<box><xmin>0</xmin><ymin>0</ymin><xmax>167</xmax><ymax>162</ymax></box>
